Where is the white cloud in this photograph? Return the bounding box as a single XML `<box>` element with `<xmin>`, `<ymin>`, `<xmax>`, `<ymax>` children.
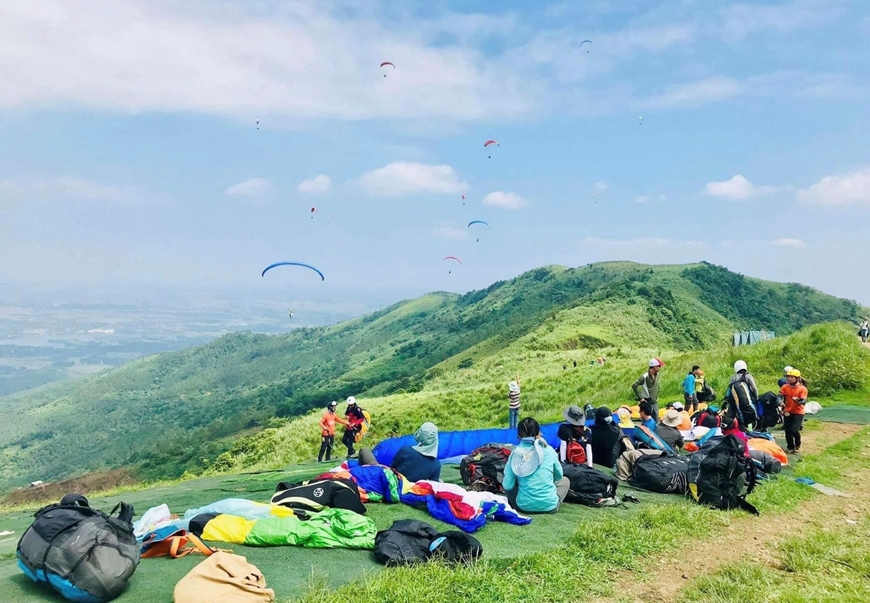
<box><xmin>360</xmin><ymin>162</ymin><xmax>466</xmax><ymax>197</ymax></box>
<box><xmin>224</xmin><ymin>178</ymin><xmax>274</xmax><ymax>197</ymax></box>
<box><xmin>433</xmin><ymin>227</ymin><xmax>468</xmax><ymax>240</ymax></box>
<box><xmin>719</xmin><ymin>1</ymin><xmax>843</xmax><ymax>40</ymax></box>
<box><xmin>582</xmin><ymin>237</ymin><xmax>704</xmax><ymax>249</ymax></box>
<box><xmin>704</xmin><ymin>175</ymin><xmax>778</xmax><ymax>200</ymax></box>
<box><xmin>297</xmin><ymin>175</ymin><xmax>331</xmax><ymax>194</ymax></box>
<box><xmin>647</xmin><ymin>77</ymin><xmax>743</xmax><ymax>109</ymax></box>
<box><xmin>0</xmin><ymin>175</ymin><xmax>156</xmax><ymax>204</ymax></box>
<box><xmin>797</xmin><ymin>168</ymin><xmax>870</xmax><ymax>206</ymax></box>
<box><xmin>483</xmin><ymin>191</ymin><xmax>527</xmax><ymax>210</ymax></box>
<box><xmin>772</xmin><ymin>238</ymin><xmax>807</xmax><ymax>249</ymax></box>
<box><xmin>0</xmin><ymin>0</ymin><xmax>534</xmax><ymax>122</ymax></box>
<box><xmin>635</xmin><ymin>195</ymin><xmax>649</xmax><ymax>204</ymax></box>
<box><xmin>593</xmin><ymin>181</ymin><xmax>608</xmax><ymax>191</ymax></box>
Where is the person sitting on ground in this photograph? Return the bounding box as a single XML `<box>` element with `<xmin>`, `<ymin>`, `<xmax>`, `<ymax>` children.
<box><xmin>657</xmin><ymin>410</ymin><xmax>685</xmax><ymax>452</ymax></box>
<box><xmin>342</xmin><ymin>397</ymin><xmax>366</xmax><ymax>459</ymax></box>
<box><xmin>502</xmin><ymin>418</ymin><xmax>570</xmax><ymax>514</ymax></box>
<box><xmin>589</xmin><ymin>406</ymin><xmax>629</xmax><ymax>468</ymax></box>
<box><xmin>671</xmin><ymin>401</ymin><xmax>692</xmax><ymax>430</ymax></box>
<box><xmin>359</xmin><ymin>422</ymin><xmax>441</xmax><ymax>482</ymax></box>
<box><xmin>780</xmin><ymin>368</ymin><xmax>808</xmax><ymax>454</ymax></box>
<box><xmin>694</xmin><ymin>404</ymin><xmax>721</xmax><ymax>429</ymax></box>
<box><xmin>557</xmin><ymin>406</ymin><xmax>591</xmax><ymax>465</ymax></box>
<box><xmin>639</xmin><ymin>402</ymin><xmax>658</xmax><ymax>432</ymax></box>
<box><xmin>318</xmin><ymin>401</ymin><xmax>347</xmax><ymax>462</ymax></box>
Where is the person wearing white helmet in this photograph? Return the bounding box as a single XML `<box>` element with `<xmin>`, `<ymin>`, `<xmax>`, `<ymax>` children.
<box><xmin>778</xmin><ymin>366</ymin><xmax>795</xmax><ymax>388</ymax></box>
<box><xmin>342</xmin><ymin>396</ymin><xmax>366</xmax><ymax>458</ymax></box>
<box><xmin>726</xmin><ymin>359</ymin><xmax>759</xmax><ymax>403</ymax></box>
<box><xmin>632</xmin><ymin>358</ymin><xmax>664</xmax><ymax>421</ymax></box>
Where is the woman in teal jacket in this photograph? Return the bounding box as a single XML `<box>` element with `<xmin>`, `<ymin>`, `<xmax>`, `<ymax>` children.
<box><xmin>502</xmin><ymin>418</ymin><xmax>570</xmax><ymax>513</ymax></box>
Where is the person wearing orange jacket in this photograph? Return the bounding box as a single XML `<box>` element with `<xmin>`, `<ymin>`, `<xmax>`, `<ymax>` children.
<box><xmin>318</xmin><ymin>401</ymin><xmax>347</xmax><ymax>462</ymax></box>
<box><xmin>780</xmin><ymin>369</ymin><xmax>808</xmax><ymax>454</ymax></box>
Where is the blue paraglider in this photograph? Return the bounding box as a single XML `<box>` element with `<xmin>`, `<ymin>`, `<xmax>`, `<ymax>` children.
<box><xmin>261</xmin><ymin>262</ymin><xmax>325</xmax><ymax>281</ymax></box>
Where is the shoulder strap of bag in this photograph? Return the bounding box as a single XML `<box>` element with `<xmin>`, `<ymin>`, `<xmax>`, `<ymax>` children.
<box><xmin>169</xmin><ymin>534</ymin><xmax>226</xmax><ymax>558</ymax></box>
<box><xmin>110</xmin><ymin>502</ymin><xmax>134</xmax><ymax>525</ymax></box>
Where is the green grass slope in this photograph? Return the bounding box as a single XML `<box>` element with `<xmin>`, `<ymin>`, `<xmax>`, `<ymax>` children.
<box><xmin>0</xmin><ymin>261</ymin><xmax>862</xmax><ymax>491</ymax></box>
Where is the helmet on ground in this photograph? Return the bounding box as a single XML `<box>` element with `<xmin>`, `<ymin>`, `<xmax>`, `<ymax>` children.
<box><xmin>786</xmin><ymin>369</ymin><xmax>802</xmax><ymax>378</ymax></box>
<box><xmin>734</xmin><ymin>360</ymin><xmax>747</xmax><ymax>373</ymax></box>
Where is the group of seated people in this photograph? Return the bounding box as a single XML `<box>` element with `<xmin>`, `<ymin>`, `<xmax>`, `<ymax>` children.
<box><xmin>357</xmin><ymin>399</ymin><xmax>739</xmax><ymax>517</ymax></box>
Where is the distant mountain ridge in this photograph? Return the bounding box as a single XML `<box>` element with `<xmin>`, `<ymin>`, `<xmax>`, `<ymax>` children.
<box><xmin>0</xmin><ymin>261</ymin><xmax>861</xmax><ymax>490</ymax></box>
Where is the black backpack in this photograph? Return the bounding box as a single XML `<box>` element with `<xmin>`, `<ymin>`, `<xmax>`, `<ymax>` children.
<box><xmin>374</xmin><ymin>520</ymin><xmax>482</xmax><ymax>566</ymax></box>
<box><xmin>17</xmin><ymin>494</ymin><xmax>139</xmax><ymax>602</ymax></box>
<box><xmin>271</xmin><ymin>477</ymin><xmax>366</xmax><ymax>515</ymax></box>
<box><xmin>561</xmin><ymin>463</ymin><xmax>619</xmax><ymax>506</ymax></box>
<box><xmin>725</xmin><ymin>380</ymin><xmax>758</xmax><ymax>428</ymax></box>
<box><xmin>756</xmin><ymin>391</ymin><xmax>782</xmax><ymax>430</ymax></box>
<box><xmin>628</xmin><ymin>453</ymin><xmax>689</xmax><ymax>494</ymax></box>
<box><xmin>460</xmin><ymin>444</ymin><xmax>513</xmax><ymax>493</ymax></box>
<box><xmin>688</xmin><ymin>435</ymin><xmax>758</xmax><ymax>514</ymax></box>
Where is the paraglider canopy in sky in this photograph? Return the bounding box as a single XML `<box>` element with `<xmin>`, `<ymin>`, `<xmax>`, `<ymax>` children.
<box><xmin>261</xmin><ymin>262</ymin><xmax>325</xmax><ymax>281</ymax></box>
<box><xmin>443</xmin><ymin>256</ymin><xmax>462</xmax><ymax>265</ymax></box>
<box><xmin>484</xmin><ymin>139</ymin><xmax>499</xmax><ymax>159</ymax></box>
<box><xmin>467</xmin><ymin>220</ymin><xmax>489</xmax><ymax>228</ymax></box>
<box><xmin>579</xmin><ymin>40</ymin><xmax>592</xmax><ymax>53</ymax></box>
<box><xmin>380</xmin><ymin>61</ymin><xmax>395</xmax><ymax>77</ymax></box>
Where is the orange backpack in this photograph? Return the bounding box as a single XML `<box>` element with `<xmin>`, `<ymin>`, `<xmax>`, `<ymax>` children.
<box><xmin>140</xmin><ymin>529</ymin><xmax>226</xmax><ymax>559</ymax></box>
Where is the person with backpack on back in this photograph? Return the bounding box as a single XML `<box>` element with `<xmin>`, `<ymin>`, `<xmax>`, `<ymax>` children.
<box><xmin>725</xmin><ymin>360</ymin><xmax>759</xmax><ymax>428</ymax></box>
<box><xmin>507</xmin><ymin>375</ymin><xmax>521</xmax><ymax>429</ymax></box>
<box><xmin>502</xmin><ymin>418</ymin><xmax>570</xmax><ymax>513</ymax></box>
<box><xmin>780</xmin><ymin>368</ymin><xmax>808</xmax><ymax>454</ymax></box>
<box><xmin>318</xmin><ymin>401</ymin><xmax>348</xmax><ymax>462</ymax></box>
<box><xmin>682</xmin><ymin>366</ymin><xmax>701</xmax><ymax>413</ymax></box>
<box><xmin>342</xmin><ymin>397</ymin><xmax>367</xmax><ymax>459</ymax></box>
<box><xmin>632</xmin><ymin>358</ymin><xmax>664</xmax><ymax>420</ymax></box>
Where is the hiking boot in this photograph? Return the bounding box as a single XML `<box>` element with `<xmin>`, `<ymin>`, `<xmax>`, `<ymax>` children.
<box><xmin>793</xmin><ymin>448</ymin><xmax>801</xmax><ymax>454</ymax></box>
<box><xmin>787</xmin><ymin>448</ymin><xmax>795</xmax><ymax>454</ymax></box>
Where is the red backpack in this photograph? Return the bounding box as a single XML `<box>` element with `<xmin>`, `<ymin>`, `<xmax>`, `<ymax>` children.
<box><xmin>565</xmin><ymin>441</ymin><xmax>588</xmax><ymax>465</ymax></box>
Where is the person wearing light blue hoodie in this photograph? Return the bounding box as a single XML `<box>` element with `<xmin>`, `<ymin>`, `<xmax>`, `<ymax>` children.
<box><xmin>502</xmin><ymin>417</ymin><xmax>570</xmax><ymax>513</ymax></box>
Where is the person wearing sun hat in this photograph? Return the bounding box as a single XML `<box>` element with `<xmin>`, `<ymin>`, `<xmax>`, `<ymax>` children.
<box><xmin>632</xmin><ymin>358</ymin><xmax>664</xmax><ymax>420</ymax></box>
<box><xmin>616</xmin><ymin>406</ymin><xmax>634</xmax><ymax>429</ymax></box>
<box><xmin>502</xmin><ymin>418</ymin><xmax>570</xmax><ymax>513</ymax></box>
<box><xmin>557</xmin><ymin>405</ymin><xmax>592</xmax><ymax>465</ymax></box>
<box><xmin>657</xmin><ymin>409</ymin><xmax>685</xmax><ymax>451</ymax></box>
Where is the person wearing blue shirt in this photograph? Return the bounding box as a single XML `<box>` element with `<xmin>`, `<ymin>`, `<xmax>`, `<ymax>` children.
<box><xmin>682</xmin><ymin>365</ymin><xmax>699</xmax><ymax>412</ymax></box>
<box><xmin>639</xmin><ymin>402</ymin><xmax>658</xmax><ymax>432</ymax></box>
<box><xmin>502</xmin><ymin>418</ymin><xmax>569</xmax><ymax>513</ymax></box>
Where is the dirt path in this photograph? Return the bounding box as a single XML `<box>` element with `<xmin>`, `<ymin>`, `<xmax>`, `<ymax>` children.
<box><xmin>610</xmin><ymin>422</ymin><xmax>869</xmax><ymax>603</ymax></box>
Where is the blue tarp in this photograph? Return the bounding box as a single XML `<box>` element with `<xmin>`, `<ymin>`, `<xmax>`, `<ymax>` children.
<box><xmin>373</xmin><ymin>423</ymin><xmax>564</xmax><ymax>466</ymax></box>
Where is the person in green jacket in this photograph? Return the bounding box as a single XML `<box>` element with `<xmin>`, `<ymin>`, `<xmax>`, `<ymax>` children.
<box><xmin>632</xmin><ymin>358</ymin><xmax>664</xmax><ymax>420</ymax></box>
<box><xmin>502</xmin><ymin>418</ymin><xmax>569</xmax><ymax>514</ymax></box>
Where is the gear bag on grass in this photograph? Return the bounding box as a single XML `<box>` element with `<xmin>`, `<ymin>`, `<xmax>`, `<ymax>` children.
<box><xmin>561</xmin><ymin>463</ymin><xmax>619</xmax><ymax>507</ymax></box>
<box><xmin>615</xmin><ymin>449</ymin><xmax>664</xmax><ymax>481</ymax></box>
<box><xmin>174</xmin><ymin>552</ymin><xmax>275</xmax><ymax>603</ymax></box>
<box><xmin>688</xmin><ymin>434</ymin><xmax>758</xmax><ymax>515</ymax></box>
<box><xmin>140</xmin><ymin>526</ymin><xmax>223</xmax><ymax>559</ymax></box>
<box><xmin>374</xmin><ymin>520</ymin><xmax>482</xmax><ymax>567</ymax></box>
<box><xmin>271</xmin><ymin>476</ymin><xmax>366</xmax><ymax>515</ymax></box>
<box><xmin>17</xmin><ymin>493</ymin><xmax>139</xmax><ymax>603</ymax></box>
<box><xmin>628</xmin><ymin>453</ymin><xmax>689</xmax><ymax>494</ymax></box>
<box><xmin>459</xmin><ymin>444</ymin><xmax>514</xmax><ymax>493</ymax></box>
<box><xmin>633</xmin><ymin>425</ymin><xmax>675</xmax><ymax>454</ymax></box>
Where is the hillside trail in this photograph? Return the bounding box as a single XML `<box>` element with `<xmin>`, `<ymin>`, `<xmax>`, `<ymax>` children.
<box><xmin>600</xmin><ymin>422</ymin><xmax>869</xmax><ymax>603</ymax></box>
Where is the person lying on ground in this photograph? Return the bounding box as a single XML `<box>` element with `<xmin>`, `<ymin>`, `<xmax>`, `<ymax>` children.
<box><xmin>657</xmin><ymin>410</ymin><xmax>685</xmax><ymax>451</ymax></box>
<box><xmin>502</xmin><ymin>418</ymin><xmax>570</xmax><ymax>514</ymax></box>
<box><xmin>358</xmin><ymin>422</ymin><xmax>442</xmax><ymax>482</ymax></box>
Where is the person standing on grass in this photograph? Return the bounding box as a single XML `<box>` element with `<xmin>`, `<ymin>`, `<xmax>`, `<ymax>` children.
<box><xmin>682</xmin><ymin>365</ymin><xmax>700</xmax><ymax>413</ymax></box>
<box><xmin>780</xmin><ymin>369</ymin><xmax>808</xmax><ymax>454</ymax></box>
<box><xmin>342</xmin><ymin>396</ymin><xmax>366</xmax><ymax>459</ymax></box>
<box><xmin>632</xmin><ymin>359</ymin><xmax>664</xmax><ymax>420</ymax></box>
<box><xmin>318</xmin><ymin>401</ymin><xmax>347</xmax><ymax>462</ymax></box>
<box><xmin>508</xmin><ymin>374</ymin><xmax>521</xmax><ymax>429</ymax></box>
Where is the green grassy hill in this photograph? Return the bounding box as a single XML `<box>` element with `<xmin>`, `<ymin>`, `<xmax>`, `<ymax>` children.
<box><xmin>0</xmin><ymin>261</ymin><xmax>862</xmax><ymax>491</ymax></box>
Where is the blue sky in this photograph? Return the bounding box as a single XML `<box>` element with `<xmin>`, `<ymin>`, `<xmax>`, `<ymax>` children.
<box><xmin>1</xmin><ymin>0</ymin><xmax>869</xmax><ymax>305</ymax></box>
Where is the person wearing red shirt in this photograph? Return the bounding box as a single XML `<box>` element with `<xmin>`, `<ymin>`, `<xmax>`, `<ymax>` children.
<box><xmin>342</xmin><ymin>396</ymin><xmax>366</xmax><ymax>458</ymax></box>
<box><xmin>780</xmin><ymin>369</ymin><xmax>808</xmax><ymax>454</ymax></box>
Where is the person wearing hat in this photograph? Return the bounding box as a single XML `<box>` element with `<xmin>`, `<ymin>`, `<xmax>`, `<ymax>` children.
<box><xmin>318</xmin><ymin>401</ymin><xmax>347</xmax><ymax>462</ymax></box>
<box><xmin>632</xmin><ymin>358</ymin><xmax>664</xmax><ymax>421</ymax></box>
<box><xmin>360</xmin><ymin>422</ymin><xmax>442</xmax><ymax>482</ymax></box>
<box><xmin>502</xmin><ymin>418</ymin><xmax>569</xmax><ymax>513</ymax></box>
<box><xmin>342</xmin><ymin>396</ymin><xmax>367</xmax><ymax>459</ymax></box>
<box><xmin>589</xmin><ymin>406</ymin><xmax>630</xmax><ymax>468</ymax></box>
<box><xmin>682</xmin><ymin>366</ymin><xmax>701</xmax><ymax>413</ymax></box>
<box><xmin>557</xmin><ymin>406</ymin><xmax>592</xmax><ymax>465</ymax></box>
<box><xmin>671</xmin><ymin>401</ymin><xmax>692</xmax><ymax>430</ymax></box>
<box><xmin>507</xmin><ymin>375</ymin><xmax>521</xmax><ymax>429</ymax></box>
<box><xmin>780</xmin><ymin>369</ymin><xmax>808</xmax><ymax>454</ymax></box>
<box><xmin>726</xmin><ymin>360</ymin><xmax>759</xmax><ymax>403</ymax></box>
<box><xmin>778</xmin><ymin>366</ymin><xmax>795</xmax><ymax>388</ymax></box>
<box><xmin>657</xmin><ymin>409</ymin><xmax>685</xmax><ymax>452</ymax></box>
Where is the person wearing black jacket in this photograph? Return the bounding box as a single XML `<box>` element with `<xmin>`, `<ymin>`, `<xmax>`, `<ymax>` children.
<box><xmin>588</xmin><ymin>406</ymin><xmax>629</xmax><ymax>468</ymax></box>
